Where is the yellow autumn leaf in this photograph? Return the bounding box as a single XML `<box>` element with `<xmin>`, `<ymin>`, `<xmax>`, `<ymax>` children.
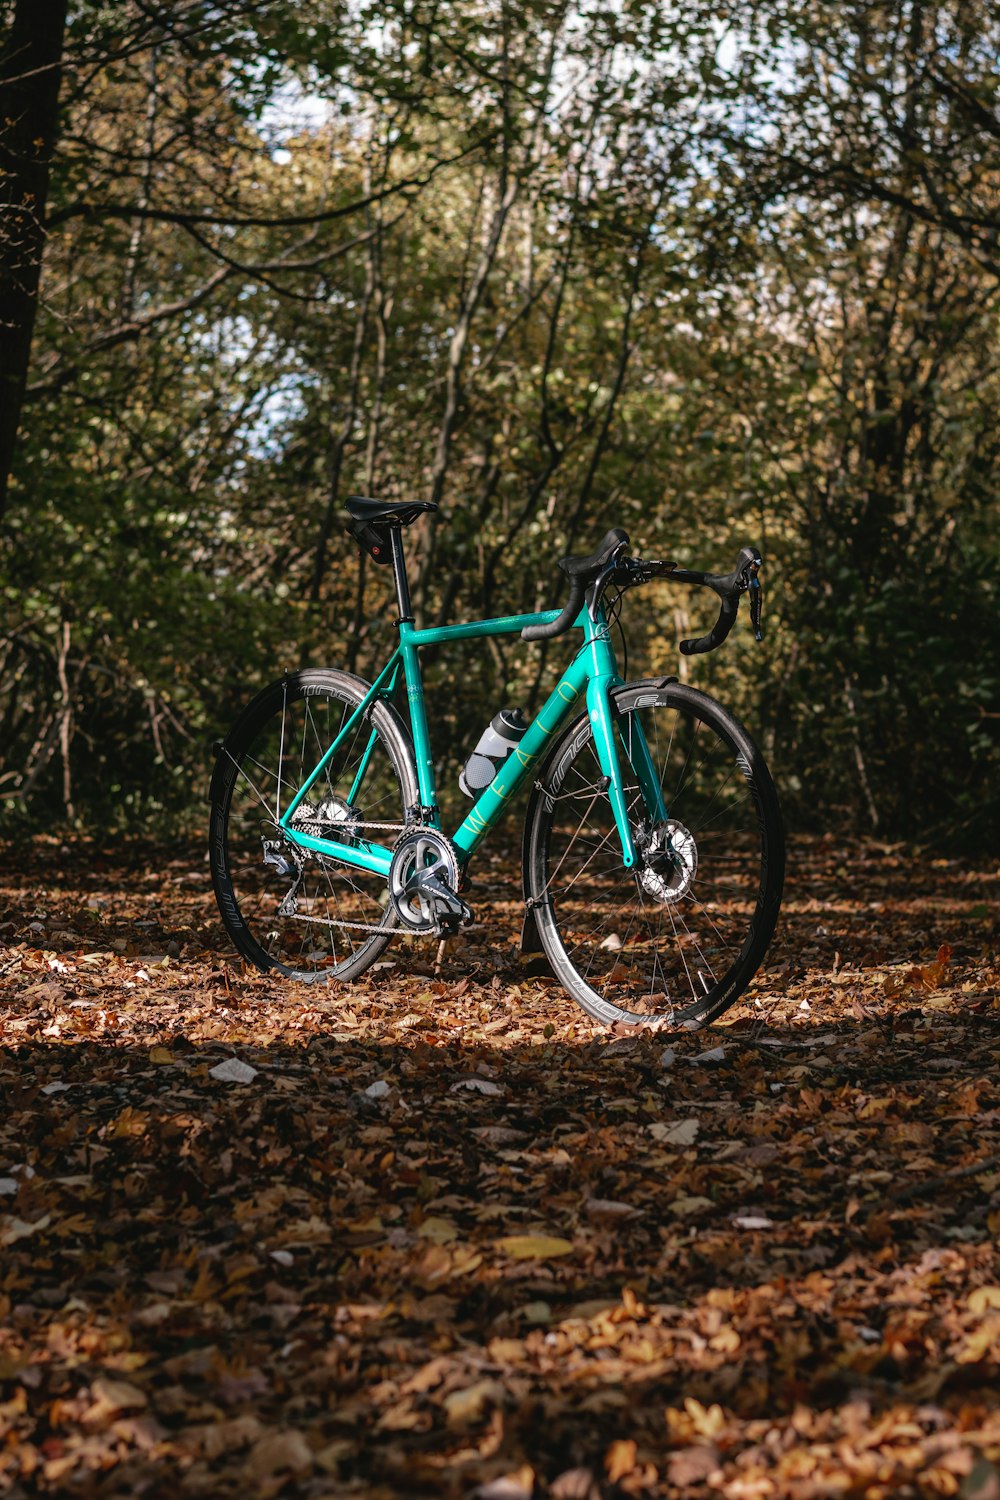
<box><xmin>375</xmin><ymin>1399</ymin><xmax>423</xmax><ymax>1432</ymax></box>
<box><xmin>487</xmin><ymin>1337</ymin><xmax>526</xmax><ymax>1364</ymax></box>
<box><xmin>967</xmin><ymin>1286</ymin><xmax>1000</xmax><ymax>1315</ymax></box>
<box><xmin>709</xmin><ymin>1326</ymin><xmax>742</xmax><ymax>1354</ymax></box>
<box><xmin>148</xmin><ymin>1045</ymin><xmax>175</xmax><ymax>1064</ymax></box>
<box><xmin>449</xmin><ymin>1246</ymin><xmax>483</xmax><ymax>1276</ymax></box>
<box><xmin>683</xmin><ymin>1398</ymin><xmax>728</xmax><ymax>1438</ymax></box>
<box><xmin>417</xmin><ymin>1216</ymin><xmax>457</xmax><ymax>1243</ymax></box>
<box><xmin>496</xmin><ymin>1234</ymin><xmax>575</xmax><ymax>1260</ymax></box>
<box><xmin>443</xmin><ymin>1378</ymin><xmax>503</xmax><ymax>1427</ymax></box>
<box><xmin>957</xmin><ymin>1314</ymin><xmax>1000</xmax><ymax>1364</ymax></box>
<box><xmin>670</xmin><ymin>1195</ymin><xmax>714</xmax><ymax>1216</ymax></box>
<box><xmin>415</xmin><ymin>1243</ymin><xmax>453</xmax><ymax>1282</ymax></box>
<box><xmin>605</xmin><ymin>1438</ymin><xmax>637</xmax><ymax>1483</ymax></box>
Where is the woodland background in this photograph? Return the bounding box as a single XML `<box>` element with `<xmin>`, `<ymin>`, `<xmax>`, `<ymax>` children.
<box><xmin>2</xmin><ymin>10</ymin><xmax>1000</xmax><ymax>1497</ymax></box>
<box><xmin>1</xmin><ymin>0</ymin><xmax>999</xmax><ymax>839</ymax></box>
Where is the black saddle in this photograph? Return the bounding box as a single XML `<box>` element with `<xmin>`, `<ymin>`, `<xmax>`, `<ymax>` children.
<box><xmin>345</xmin><ymin>495</ymin><xmax>437</xmax><ymax>565</ymax></box>
<box><xmin>345</xmin><ymin>495</ymin><xmax>437</xmax><ymax>526</ymax></box>
<box><xmin>559</xmin><ymin>527</ymin><xmax>630</xmax><ymax>582</ymax></box>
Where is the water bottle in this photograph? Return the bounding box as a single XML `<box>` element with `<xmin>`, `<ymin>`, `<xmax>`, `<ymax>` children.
<box><xmin>459</xmin><ymin>708</ymin><xmax>528</xmax><ymax>797</ymax></box>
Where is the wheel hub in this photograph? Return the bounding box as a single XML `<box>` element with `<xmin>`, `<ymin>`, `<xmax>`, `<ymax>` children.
<box><xmin>287</xmin><ymin>797</ymin><xmax>360</xmax><ymax>843</ymax></box>
<box><xmin>637</xmin><ymin>819</ymin><xmax>698</xmax><ymax>904</ymax></box>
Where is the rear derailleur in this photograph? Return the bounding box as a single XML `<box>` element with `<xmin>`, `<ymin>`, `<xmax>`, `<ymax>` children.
<box><xmin>260</xmin><ymin>798</ymin><xmax>364</xmax><ymax>916</ymax></box>
<box><xmin>261</xmin><ymin>837</ymin><xmax>305</xmax><ymax>916</ymax></box>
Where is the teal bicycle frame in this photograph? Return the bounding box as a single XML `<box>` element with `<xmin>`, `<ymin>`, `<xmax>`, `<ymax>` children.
<box><xmin>278</xmin><ymin>603</ymin><xmax>666</xmax><ymax>877</ymax></box>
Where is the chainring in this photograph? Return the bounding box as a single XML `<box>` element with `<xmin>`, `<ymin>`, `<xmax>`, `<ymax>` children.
<box><xmin>389</xmin><ymin>830</ymin><xmax>462</xmax><ymax>932</ymax></box>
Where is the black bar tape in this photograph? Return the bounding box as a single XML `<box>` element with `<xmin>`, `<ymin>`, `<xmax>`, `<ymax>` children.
<box><xmin>679</xmin><ymin>592</ymin><xmax>739</xmax><ymax>656</ymax></box>
<box><xmin>521</xmin><ymin>578</ymin><xmax>587</xmax><ymax>641</ymax></box>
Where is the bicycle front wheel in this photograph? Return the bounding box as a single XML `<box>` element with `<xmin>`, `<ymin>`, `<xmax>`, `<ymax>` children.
<box><xmin>525</xmin><ymin>681</ymin><xmax>783</xmax><ymax>1028</ymax></box>
<box><xmin>209</xmin><ymin>669</ymin><xmax>418</xmax><ymax>981</ymax></box>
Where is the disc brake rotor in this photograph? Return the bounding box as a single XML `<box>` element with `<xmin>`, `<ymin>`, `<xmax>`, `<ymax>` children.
<box><xmin>637</xmin><ymin>819</ymin><xmax>698</xmax><ymax>904</ymax></box>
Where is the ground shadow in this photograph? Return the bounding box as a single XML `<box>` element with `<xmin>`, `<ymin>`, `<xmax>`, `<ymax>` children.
<box><xmin>1</xmin><ymin>835</ymin><xmax>997</xmax><ymax>1496</ymax></box>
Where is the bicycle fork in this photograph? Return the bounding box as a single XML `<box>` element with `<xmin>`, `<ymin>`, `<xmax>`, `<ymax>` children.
<box><xmin>582</xmin><ymin>607</ymin><xmax>667</xmax><ymax>869</ymax></box>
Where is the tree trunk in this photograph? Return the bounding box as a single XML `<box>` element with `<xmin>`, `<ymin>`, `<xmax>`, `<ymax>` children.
<box><xmin>0</xmin><ymin>0</ymin><xmax>69</xmax><ymax>521</ymax></box>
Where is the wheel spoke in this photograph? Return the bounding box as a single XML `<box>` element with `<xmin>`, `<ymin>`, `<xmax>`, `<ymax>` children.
<box><xmin>532</xmin><ymin>689</ymin><xmax>781</xmax><ymax>1026</ymax></box>
<box><xmin>211</xmin><ymin>676</ymin><xmax>410</xmax><ymax>980</ymax></box>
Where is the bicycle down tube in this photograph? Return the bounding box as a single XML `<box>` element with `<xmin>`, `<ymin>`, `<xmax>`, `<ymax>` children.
<box><xmin>278</xmin><ymin>604</ymin><xmax>664</xmax><ymax>876</ymax></box>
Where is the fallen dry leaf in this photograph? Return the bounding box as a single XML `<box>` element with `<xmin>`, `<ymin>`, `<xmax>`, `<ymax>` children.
<box><xmin>246</xmin><ymin>1428</ymin><xmax>313</xmax><ymax>1478</ymax></box>
<box><xmin>649</xmin><ymin>1118</ymin><xmax>699</xmax><ymax>1145</ymax></box>
<box><xmin>0</xmin><ymin>834</ymin><xmax>996</xmax><ymax>1499</ymax></box>
<box><xmin>496</xmin><ymin>1234</ymin><xmax>575</xmax><ymax>1260</ymax></box>
<box><xmin>209</xmin><ymin>1056</ymin><xmax>258</xmax><ymax>1083</ymax></box>
<box><xmin>605</xmin><ymin>1438</ymin><xmax>637</xmax><ymax>1482</ymax></box>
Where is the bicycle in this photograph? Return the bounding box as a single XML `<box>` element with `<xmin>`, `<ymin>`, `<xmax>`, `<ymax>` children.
<box><xmin>209</xmin><ymin>497</ymin><xmax>784</xmax><ymax>1028</ymax></box>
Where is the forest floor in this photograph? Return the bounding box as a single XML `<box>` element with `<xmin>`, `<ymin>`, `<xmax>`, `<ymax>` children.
<box><xmin>0</xmin><ymin>834</ymin><xmax>998</xmax><ymax>1499</ymax></box>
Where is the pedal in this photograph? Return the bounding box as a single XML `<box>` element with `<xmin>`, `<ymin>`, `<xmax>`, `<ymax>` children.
<box><xmin>439</xmin><ymin>894</ymin><xmax>475</xmax><ymax>934</ymax></box>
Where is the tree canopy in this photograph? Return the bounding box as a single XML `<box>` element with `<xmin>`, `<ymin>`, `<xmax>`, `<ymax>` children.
<box><xmin>1</xmin><ymin>0</ymin><xmax>997</xmax><ymax>841</ymax></box>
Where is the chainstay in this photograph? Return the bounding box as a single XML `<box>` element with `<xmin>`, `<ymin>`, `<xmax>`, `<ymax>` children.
<box><xmin>280</xmin><ymin>911</ymin><xmax>398</xmax><ymax>934</ymax></box>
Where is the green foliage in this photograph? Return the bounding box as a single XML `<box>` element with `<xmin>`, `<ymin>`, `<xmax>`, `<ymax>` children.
<box><xmin>1</xmin><ymin>0</ymin><xmax>997</xmax><ymax>844</ymax></box>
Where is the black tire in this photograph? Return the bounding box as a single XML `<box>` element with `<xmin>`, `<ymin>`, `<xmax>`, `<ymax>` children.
<box><xmin>524</xmin><ymin>680</ymin><xmax>783</xmax><ymax>1028</ymax></box>
<box><xmin>209</xmin><ymin>669</ymin><xmax>419</xmax><ymax>981</ymax></box>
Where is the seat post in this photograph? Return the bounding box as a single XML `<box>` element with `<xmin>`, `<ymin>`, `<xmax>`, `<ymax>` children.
<box><xmin>388</xmin><ymin>525</ymin><xmax>414</xmax><ymax>624</ymax></box>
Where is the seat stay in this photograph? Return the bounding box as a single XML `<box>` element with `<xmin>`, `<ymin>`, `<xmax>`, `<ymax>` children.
<box><xmin>346</xmin><ymin>724</ymin><xmax>381</xmax><ymax>805</ymax></box>
<box><xmin>279</xmin><ymin>653</ymin><xmax>402</xmax><ymax>834</ymax></box>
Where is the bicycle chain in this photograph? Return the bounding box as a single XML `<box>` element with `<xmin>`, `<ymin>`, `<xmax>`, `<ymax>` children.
<box><xmin>284</xmin><ymin>911</ymin><xmax>396</xmax><ymax>934</ymax></box>
<box><xmin>275</xmin><ymin>822</ymin><xmax>432</xmax><ymax>935</ymax></box>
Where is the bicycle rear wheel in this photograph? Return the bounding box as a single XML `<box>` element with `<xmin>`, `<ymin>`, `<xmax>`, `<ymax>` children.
<box><xmin>525</xmin><ymin>681</ymin><xmax>783</xmax><ymax>1027</ymax></box>
<box><xmin>209</xmin><ymin>669</ymin><xmax>418</xmax><ymax>981</ymax></box>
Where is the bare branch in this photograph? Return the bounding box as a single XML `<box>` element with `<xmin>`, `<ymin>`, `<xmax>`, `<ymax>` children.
<box><xmin>46</xmin><ymin>133</ymin><xmax>498</xmax><ymax>231</ymax></box>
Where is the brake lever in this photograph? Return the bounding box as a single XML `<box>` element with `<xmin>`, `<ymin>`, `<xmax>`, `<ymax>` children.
<box><xmin>749</xmin><ymin>565</ymin><xmax>763</xmax><ymax>642</ymax></box>
<box><xmin>735</xmin><ymin>550</ymin><xmax>763</xmax><ymax>643</ymax></box>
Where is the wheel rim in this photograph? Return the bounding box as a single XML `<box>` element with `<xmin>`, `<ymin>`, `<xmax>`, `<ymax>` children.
<box><xmin>219</xmin><ymin>683</ymin><xmax>405</xmax><ymax>975</ymax></box>
<box><xmin>536</xmin><ymin>695</ymin><xmax>772</xmax><ymax>1024</ymax></box>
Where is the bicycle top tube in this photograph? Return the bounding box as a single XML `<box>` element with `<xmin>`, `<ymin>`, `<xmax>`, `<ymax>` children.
<box><xmin>278</xmin><ymin>601</ymin><xmax>636</xmax><ymax>872</ymax></box>
<box><xmin>399</xmin><ymin>610</ymin><xmax>562</xmax><ymax>647</ymax></box>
